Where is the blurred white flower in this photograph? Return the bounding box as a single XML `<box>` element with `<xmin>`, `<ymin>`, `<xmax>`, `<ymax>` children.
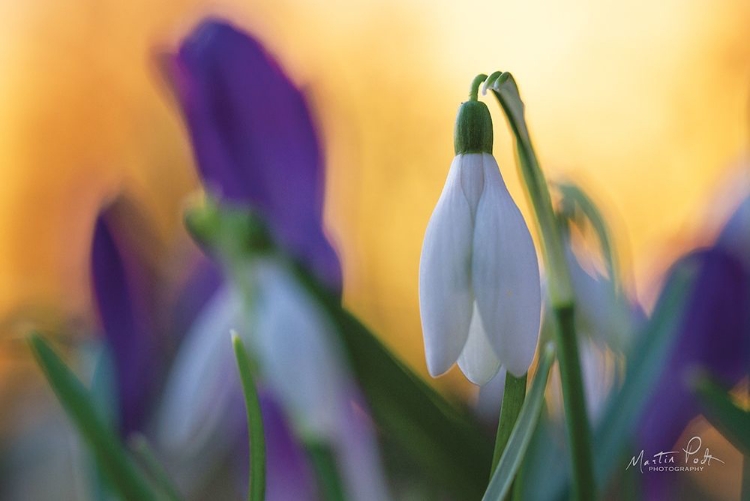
<box><xmin>566</xmin><ymin>246</ymin><xmax>637</xmax><ymax>352</ymax></box>
<box><xmin>247</xmin><ymin>258</ymin><xmax>349</xmax><ymax>441</ymax></box>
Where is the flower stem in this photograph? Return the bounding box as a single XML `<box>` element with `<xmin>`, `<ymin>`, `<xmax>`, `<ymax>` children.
<box><xmin>487</xmin><ymin>73</ymin><xmax>595</xmax><ymax>500</ymax></box>
<box><xmin>470</xmin><ymin>74</ymin><xmax>488</xmax><ymax>101</ymax></box>
<box><xmin>232</xmin><ymin>335</ymin><xmax>266</xmax><ymax>501</ymax></box>
<box><xmin>555</xmin><ymin>305</ymin><xmax>595</xmax><ymax>501</ymax></box>
<box><xmin>491</xmin><ymin>373</ymin><xmax>527</xmax><ymax>473</ymax></box>
<box><xmin>491</xmin><ymin>372</ymin><xmax>528</xmax><ymax>500</ymax></box>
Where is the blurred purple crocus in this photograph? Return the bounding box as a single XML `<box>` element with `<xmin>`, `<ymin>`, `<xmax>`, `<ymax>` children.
<box><xmin>165</xmin><ymin>18</ymin><xmax>341</xmax><ymax>295</ymax></box>
<box><xmin>91</xmin><ymin>210</ymin><xmax>159</xmax><ymax>435</ymax></box>
<box><xmin>638</xmin><ymin>242</ymin><xmax>750</xmax><ymax>498</ymax></box>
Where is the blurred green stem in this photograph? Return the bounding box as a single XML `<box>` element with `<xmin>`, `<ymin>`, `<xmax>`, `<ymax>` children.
<box><xmin>555</xmin><ymin>305</ymin><xmax>595</xmax><ymax>501</ymax></box>
<box><xmin>232</xmin><ymin>335</ymin><xmax>266</xmax><ymax>501</ymax></box>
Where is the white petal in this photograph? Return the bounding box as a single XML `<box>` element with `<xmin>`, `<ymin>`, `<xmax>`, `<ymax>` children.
<box><xmin>252</xmin><ymin>260</ymin><xmax>349</xmax><ymax>441</ymax></box>
<box><xmin>579</xmin><ymin>340</ymin><xmax>614</xmax><ymax>423</ymax></box>
<box><xmin>419</xmin><ymin>156</ymin><xmax>475</xmax><ymax>377</ymax></box>
<box><xmin>471</xmin><ymin>153</ymin><xmax>541</xmax><ymax>377</ymax></box>
<box><xmin>567</xmin><ymin>247</ymin><xmax>630</xmax><ymax>351</ymax></box>
<box><xmin>155</xmin><ymin>286</ymin><xmax>243</xmax><ymax>455</ymax></box>
<box><xmin>457</xmin><ymin>303</ymin><xmax>502</xmax><ymax>385</ymax></box>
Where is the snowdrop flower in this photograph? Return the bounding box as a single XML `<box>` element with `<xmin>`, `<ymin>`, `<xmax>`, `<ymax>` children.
<box><xmin>419</xmin><ymin>97</ymin><xmax>542</xmax><ymax>384</ymax></box>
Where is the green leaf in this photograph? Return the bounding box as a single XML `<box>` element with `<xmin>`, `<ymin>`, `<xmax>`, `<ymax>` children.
<box><xmin>27</xmin><ymin>333</ymin><xmax>160</xmax><ymax>501</ymax></box>
<box><xmin>691</xmin><ymin>371</ymin><xmax>750</xmax><ymax>455</ymax></box>
<box><xmin>232</xmin><ymin>334</ymin><xmax>267</xmax><ymax>501</ymax></box>
<box><xmin>483</xmin><ymin>343</ymin><xmax>556</xmax><ymax>501</ymax></box>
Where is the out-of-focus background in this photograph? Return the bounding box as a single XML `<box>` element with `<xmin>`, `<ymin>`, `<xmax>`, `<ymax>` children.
<box><xmin>0</xmin><ymin>1</ymin><xmax>747</xmax><ymax>492</ymax></box>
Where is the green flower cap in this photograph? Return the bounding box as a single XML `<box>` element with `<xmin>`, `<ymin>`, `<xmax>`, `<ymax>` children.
<box><xmin>454</xmin><ymin>100</ymin><xmax>493</xmax><ymax>155</ymax></box>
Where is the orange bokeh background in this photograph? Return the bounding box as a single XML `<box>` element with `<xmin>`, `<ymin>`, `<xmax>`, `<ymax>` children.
<box><xmin>0</xmin><ymin>0</ymin><xmax>748</xmax><ymax>427</ymax></box>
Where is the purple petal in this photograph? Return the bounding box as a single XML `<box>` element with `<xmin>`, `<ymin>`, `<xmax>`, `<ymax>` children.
<box><xmin>639</xmin><ymin>247</ymin><xmax>750</xmax><ymax>453</ymax></box>
<box><xmin>168</xmin><ymin>18</ymin><xmax>341</xmax><ymax>292</ymax></box>
<box><xmin>91</xmin><ymin>214</ymin><xmax>158</xmax><ymax>435</ymax></box>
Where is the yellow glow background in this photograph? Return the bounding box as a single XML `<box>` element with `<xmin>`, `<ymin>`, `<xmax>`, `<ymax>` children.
<box><xmin>0</xmin><ymin>3</ymin><xmax>748</xmax><ymax>490</ymax></box>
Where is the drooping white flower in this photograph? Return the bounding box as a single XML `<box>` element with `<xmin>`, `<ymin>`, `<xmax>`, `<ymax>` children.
<box><xmin>247</xmin><ymin>258</ymin><xmax>350</xmax><ymax>441</ymax></box>
<box><xmin>246</xmin><ymin>257</ymin><xmax>391</xmax><ymax>501</ymax></box>
<box><xmin>155</xmin><ymin>255</ymin><xmax>391</xmax><ymax>500</ymax></box>
<box><xmin>419</xmin><ymin>99</ymin><xmax>541</xmax><ymax>384</ymax></box>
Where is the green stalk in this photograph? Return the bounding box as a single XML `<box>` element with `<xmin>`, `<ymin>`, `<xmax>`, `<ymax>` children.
<box><xmin>491</xmin><ymin>373</ymin><xmax>527</xmax><ymax>473</ymax></box>
<box><xmin>491</xmin><ymin>373</ymin><xmax>528</xmax><ymax>501</ymax></box>
<box><xmin>486</xmin><ymin>72</ymin><xmax>595</xmax><ymax>500</ymax></box>
<box><xmin>555</xmin><ymin>305</ymin><xmax>595</xmax><ymax>501</ymax></box>
<box><xmin>232</xmin><ymin>335</ymin><xmax>266</xmax><ymax>501</ymax></box>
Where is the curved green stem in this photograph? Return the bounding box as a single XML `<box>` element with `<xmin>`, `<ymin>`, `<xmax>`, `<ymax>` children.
<box><xmin>470</xmin><ymin>74</ymin><xmax>489</xmax><ymax>101</ymax></box>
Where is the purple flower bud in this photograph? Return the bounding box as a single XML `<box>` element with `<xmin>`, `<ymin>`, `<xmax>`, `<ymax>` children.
<box><xmin>90</xmin><ymin>212</ymin><xmax>158</xmax><ymax>435</ymax></box>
